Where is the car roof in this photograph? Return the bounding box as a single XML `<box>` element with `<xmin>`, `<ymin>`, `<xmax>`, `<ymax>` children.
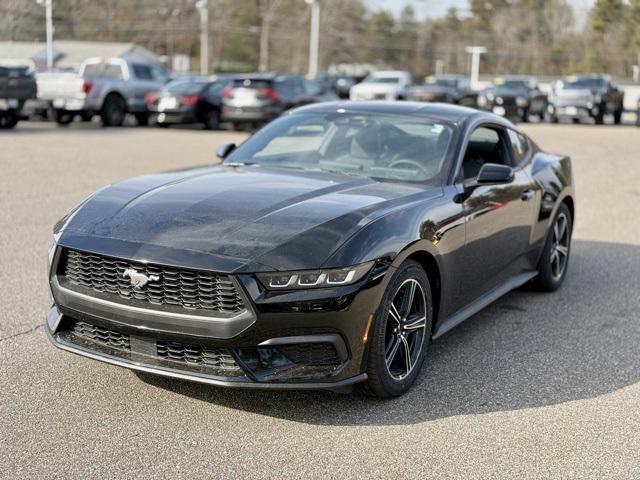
<box><xmin>291</xmin><ymin>101</ymin><xmax>494</xmax><ymax>124</ymax></box>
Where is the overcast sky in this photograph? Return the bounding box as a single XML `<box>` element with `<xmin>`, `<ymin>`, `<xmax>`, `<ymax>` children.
<box><xmin>365</xmin><ymin>0</ymin><xmax>595</xmax><ymax>21</ymax></box>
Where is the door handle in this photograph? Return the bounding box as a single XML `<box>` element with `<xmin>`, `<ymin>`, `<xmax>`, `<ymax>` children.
<box><xmin>521</xmin><ymin>189</ymin><xmax>535</xmax><ymax>201</ymax></box>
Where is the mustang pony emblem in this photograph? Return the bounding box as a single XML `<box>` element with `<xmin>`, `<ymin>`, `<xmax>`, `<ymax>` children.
<box><xmin>122</xmin><ymin>269</ymin><xmax>160</xmax><ymax>289</ymax></box>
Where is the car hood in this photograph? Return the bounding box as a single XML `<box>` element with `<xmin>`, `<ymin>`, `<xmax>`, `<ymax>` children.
<box><xmin>58</xmin><ymin>165</ymin><xmax>437</xmax><ymax>273</ymax></box>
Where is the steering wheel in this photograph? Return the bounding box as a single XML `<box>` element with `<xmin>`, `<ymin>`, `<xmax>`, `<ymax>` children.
<box><xmin>388</xmin><ymin>159</ymin><xmax>431</xmax><ymax>177</ymax></box>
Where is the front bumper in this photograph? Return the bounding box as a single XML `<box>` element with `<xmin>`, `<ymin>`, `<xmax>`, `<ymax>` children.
<box><xmin>46</xmin><ymin>306</ymin><xmax>366</xmax><ymax>391</ymax></box>
<box><xmin>47</xmin><ymin>247</ymin><xmax>388</xmax><ymax>391</ymax></box>
<box><xmin>551</xmin><ymin>104</ymin><xmax>597</xmax><ymax>119</ymax></box>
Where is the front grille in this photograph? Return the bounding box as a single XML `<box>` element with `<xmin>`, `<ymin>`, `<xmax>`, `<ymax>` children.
<box><xmin>278</xmin><ymin>343</ymin><xmax>340</xmax><ymax>366</ymax></box>
<box><xmin>62</xmin><ymin>249</ymin><xmax>246</xmax><ymax>314</ymax></box>
<box><xmin>157</xmin><ymin>341</ymin><xmax>241</xmax><ymax>373</ymax></box>
<box><xmin>71</xmin><ymin>320</ymin><xmax>131</xmax><ymax>350</ymax></box>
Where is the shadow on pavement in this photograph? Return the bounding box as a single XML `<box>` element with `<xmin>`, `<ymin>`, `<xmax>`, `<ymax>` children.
<box><xmin>136</xmin><ymin>239</ymin><xmax>640</xmax><ymax>425</ymax></box>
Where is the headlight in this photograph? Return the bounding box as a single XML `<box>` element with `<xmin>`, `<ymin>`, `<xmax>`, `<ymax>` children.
<box><xmin>486</xmin><ymin>93</ymin><xmax>494</xmax><ymax>101</ymax></box>
<box><xmin>256</xmin><ymin>261</ymin><xmax>374</xmax><ymax>290</ymax></box>
<box><xmin>477</xmin><ymin>95</ymin><xmax>487</xmax><ymax>107</ymax></box>
<box><xmin>516</xmin><ymin>96</ymin><xmax>529</xmax><ymax>107</ymax></box>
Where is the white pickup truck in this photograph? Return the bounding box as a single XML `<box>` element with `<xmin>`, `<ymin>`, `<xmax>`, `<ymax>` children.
<box><xmin>37</xmin><ymin>57</ymin><xmax>169</xmax><ymax>126</ymax></box>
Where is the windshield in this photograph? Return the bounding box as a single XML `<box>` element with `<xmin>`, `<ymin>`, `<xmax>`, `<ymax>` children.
<box><xmin>562</xmin><ymin>77</ymin><xmax>604</xmax><ymax>90</ymax></box>
<box><xmin>426</xmin><ymin>77</ymin><xmax>457</xmax><ymax>88</ymax></box>
<box><xmin>494</xmin><ymin>79</ymin><xmax>530</xmax><ymax>90</ymax></box>
<box><xmin>225</xmin><ymin>112</ymin><xmax>455</xmax><ymax>184</ymax></box>
<box><xmin>166</xmin><ymin>80</ymin><xmax>207</xmax><ymax>95</ymax></box>
<box><xmin>363</xmin><ymin>76</ymin><xmax>402</xmax><ymax>84</ymax></box>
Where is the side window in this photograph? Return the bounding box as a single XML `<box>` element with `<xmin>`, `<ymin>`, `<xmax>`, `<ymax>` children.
<box><xmin>461</xmin><ymin>126</ymin><xmax>509</xmax><ymax>180</ymax></box>
<box><xmin>150</xmin><ymin>66</ymin><xmax>169</xmax><ymax>83</ymax></box>
<box><xmin>132</xmin><ymin>64</ymin><xmax>152</xmax><ymax>80</ymax></box>
<box><xmin>507</xmin><ymin>129</ymin><xmax>530</xmax><ymax>166</ymax></box>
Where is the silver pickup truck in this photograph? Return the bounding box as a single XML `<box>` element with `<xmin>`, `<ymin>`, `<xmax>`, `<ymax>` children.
<box><xmin>37</xmin><ymin>57</ymin><xmax>169</xmax><ymax>126</ymax></box>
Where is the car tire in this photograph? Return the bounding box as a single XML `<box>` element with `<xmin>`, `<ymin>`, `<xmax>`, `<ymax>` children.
<box><xmin>134</xmin><ymin>112</ymin><xmax>150</xmax><ymax>126</ymax></box>
<box><xmin>52</xmin><ymin>109</ymin><xmax>73</xmax><ymax>126</ymax></box>
<box><xmin>0</xmin><ymin>111</ymin><xmax>19</xmax><ymax>129</ymax></box>
<box><xmin>360</xmin><ymin>259</ymin><xmax>433</xmax><ymax>398</ymax></box>
<box><xmin>203</xmin><ymin>109</ymin><xmax>221</xmax><ymax>130</ymax></box>
<box><xmin>594</xmin><ymin>107</ymin><xmax>605</xmax><ymax>125</ymax></box>
<box><xmin>613</xmin><ymin>109</ymin><xmax>622</xmax><ymax>125</ymax></box>
<box><xmin>533</xmin><ymin>203</ymin><xmax>572</xmax><ymax>292</ymax></box>
<box><xmin>101</xmin><ymin>94</ymin><xmax>126</xmax><ymax>127</ymax></box>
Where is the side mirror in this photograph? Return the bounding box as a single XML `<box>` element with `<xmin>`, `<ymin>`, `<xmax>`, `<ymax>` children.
<box><xmin>216</xmin><ymin>142</ymin><xmax>236</xmax><ymax>160</ymax></box>
<box><xmin>464</xmin><ymin>163</ymin><xmax>514</xmax><ymax>190</ymax></box>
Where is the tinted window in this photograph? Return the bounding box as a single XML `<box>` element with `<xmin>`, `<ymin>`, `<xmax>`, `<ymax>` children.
<box><xmin>507</xmin><ymin>129</ymin><xmax>530</xmax><ymax>166</ymax></box>
<box><xmin>562</xmin><ymin>77</ymin><xmax>604</xmax><ymax>90</ymax></box>
<box><xmin>232</xmin><ymin>78</ymin><xmax>272</xmax><ymax>89</ymax></box>
<box><xmin>132</xmin><ymin>64</ymin><xmax>152</xmax><ymax>80</ymax></box>
<box><xmin>462</xmin><ymin>127</ymin><xmax>509</xmax><ymax>179</ymax></box>
<box><xmin>166</xmin><ymin>80</ymin><xmax>207</xmax><ymax>95</ymax></box>
<box><xmin>83</xmin><ymin>63</ymin><xmax>124</xmax><ymax>80</ymax></box>
<box><xmin>226</xmin><ymin>112</ymin><xmax>455</xmax><ymax>184</ymax></box>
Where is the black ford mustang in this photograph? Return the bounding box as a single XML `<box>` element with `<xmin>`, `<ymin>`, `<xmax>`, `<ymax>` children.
<box><xmin>47</xmin><ymin>102</ymin><xmax>574</xmax><ymax>398</ymax></box>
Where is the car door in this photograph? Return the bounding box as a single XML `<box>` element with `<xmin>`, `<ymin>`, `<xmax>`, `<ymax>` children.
<box><xmin>456</xmin><ymin>124</ymin><xmax>539</xmax><ymax>304</ymax></box>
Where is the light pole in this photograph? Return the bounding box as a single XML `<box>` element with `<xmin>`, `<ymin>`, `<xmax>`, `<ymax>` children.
<box><xmin>37</xmin><ymin>0</ymin><xmax>54</xmax><ymax>71</ymax></box>
<box><xmin>465</xmin><ymin>46</ymin><xmax>487</xmax><ymax>90</ymax></box>
<box><xmin>196</xmin><ymin>0</ymin><xmax>209</xmax><ymax>75</ymax></box>
<box><xmin>305</xmin><ymin>0</ymin><xmax>320</xmax><ymax>77</ymax></box>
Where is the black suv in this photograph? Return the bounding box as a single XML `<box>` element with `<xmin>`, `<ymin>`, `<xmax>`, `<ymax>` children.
<box><xmin>406</xmin><ymin>75</ymin><xmax>477</xmax><ymax>107</ymax></box>
<box><xmin>221</xmin><ymin>74</ymin><xmax>310</xmax><ymax>129</ymax></box>
<box><xmin>477</xmin><ymin>76</ymin><xmax>548</xmax><ymax>122</ymax></box>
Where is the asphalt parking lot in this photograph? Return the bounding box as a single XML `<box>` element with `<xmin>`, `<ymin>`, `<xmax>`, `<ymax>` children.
<box><xmin>1</xmin><ymin>120</ymin><xmax>639</xmax><ymax>479</ymax></box>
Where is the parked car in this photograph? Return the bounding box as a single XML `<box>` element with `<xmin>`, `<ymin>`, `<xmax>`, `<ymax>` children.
<box><xmin>145</xmin><ymin>76</ymin><xmax>230</xmax><ymax>129</ymax></box>
<box><xmin>349</xmin><ymin>70</ymin><xmax>412</xmax><ymax>101</ymax></box>
<box><xmin>0</xmin><ymin>63</ymin><xmax>37</xmax><ymax>129</ymax></box>
<box><xmin>220</xmin><ymin>73</ymin><xmax>312</xmax><ymax>129</ymax></box>
<box><xmin>37</xmin><ymin>57</ymin><xmax>170</xmax><ymax>126</ymax></box>
<box><xmin>549</xmin><ymin>74</ymin><xmax>624</xmax><ymax>124</ymax></box>
<box><xmin>47</xmin><ymin>102</ymin><xmax>574</xmax><ymax>398</ymax></box>
<box><xmin>477</xmin><ymin>76</ymin><xmax>548</xmax><ymax>122</ymax></box>
<box><xmin>303</xmin><ymin>78</ymin><xmax>339</xmax><ymax>103</ymax></box>
<box><xmin>406</xmin><ymin>75</ymin><xmax>477</xmax><ymax>107</ymax></box>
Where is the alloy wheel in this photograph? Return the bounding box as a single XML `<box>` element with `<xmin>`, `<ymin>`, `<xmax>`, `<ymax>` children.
<box><xmin>550</xmin><ymin>212</ymin><xmax>570</xmax><ymax>280</ymax></box>
<box><xmin>384</xmin><ymin>278</ymin><xmax>428</xmax><ymax>381</ymax></box>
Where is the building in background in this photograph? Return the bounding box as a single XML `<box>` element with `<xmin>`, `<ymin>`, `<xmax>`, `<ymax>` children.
<box><xmin>0</xmin><ymin>40</ymin><xmax>161</xmax><ymax>71</ymax></box>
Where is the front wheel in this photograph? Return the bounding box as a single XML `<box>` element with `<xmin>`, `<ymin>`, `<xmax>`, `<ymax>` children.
<box><xmin>361</xmin><ymin>260</ymin><xmax>433</xmax><ymax>398</ymax></box>
<box><xmin>0</xmin><ymin>110</ymin><xmax>19</xmax><ymax>129</ymax></box>
<box><xmin>533</xmin><ymin>203</ymin><xmax>572</xmax><ymax>292</ymax></box>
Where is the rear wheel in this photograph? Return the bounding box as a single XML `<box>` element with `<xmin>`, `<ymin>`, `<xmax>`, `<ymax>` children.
<box><xmin>533</xmin><ymin>203</ymin><xmax>572</xmax><ymax>292</ymax></box>
<box><xmin>361</xmin><ymin>260</ymin><xmax>433</xmax><ymax>398</ymax></box>
<box><xmin>101</xmin><ymin>94</ymin><xmax>126</xmax><ymax>127</ymax></box>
